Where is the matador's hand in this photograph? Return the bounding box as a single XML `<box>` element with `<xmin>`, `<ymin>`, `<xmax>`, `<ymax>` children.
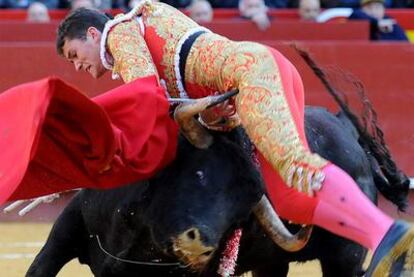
<box><xmin>198</xmin><ymin>92</ymin><xmax>240</xmax><ymax>131</ymax></box>
<box><xmin>286</xmin><ymin>167</ymin><xmax>325</xmax><ymax>197</ymax></box>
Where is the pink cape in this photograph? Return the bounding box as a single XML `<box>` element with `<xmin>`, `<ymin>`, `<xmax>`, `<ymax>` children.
<box><xmin>0</xmin><ymin>75</ymin><xmax>178</xmax><ymax>204</ymax></box>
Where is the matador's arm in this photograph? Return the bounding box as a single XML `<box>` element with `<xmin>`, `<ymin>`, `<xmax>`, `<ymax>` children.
<box><xmin>107</xmin><ymin>20</ymin><xmax>158</xmax><ymax>83</ymax></box>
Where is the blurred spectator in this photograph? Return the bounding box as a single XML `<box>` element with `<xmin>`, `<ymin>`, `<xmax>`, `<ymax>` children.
<box><xmin>160</xmin><ymin>0</ymin><xmax>191</xmax><ymax>7</ymax></box>
<box><xmin>299</xmin><ymin>0</ymin><xmax>321</xmax><ymax>21</ymax></box>
<box><xmin>188</xmin><ymin>0</ymin><xmax>213</xmax><ymax>24</ymax></box>
<box><xmin>70</xmin><ymin>0</ymin><xmax>96</xmax><ymax>9</ymax></box>
<box><xmin>239</xmin><ymin>0</ymin><xmax>271</xmax><ymax>31</ymax></box>
<box><xmin>392</xmin><ymin>0</ymin><xmax>414</xmax><ymax>7</ymax></box>
<box><xmin>207</xmin><ymin>0</ymin><xmax>238</xmax><ymax>8</ymax></box>
<box><xmin>264</xmin><ymin>0</ymin><xmax>289</xmax><ymax>7</ymax></box>
<box><xmin>349</xmin><ymin>0</ymin><xmax>408</xmax><ymax>41</ymax></box>
<box><xmin>338</xmin><ymin>0</ymin><xmax>391</xmax><ymax>8</ymax></box>
<box><xmin>128</xmin><ymin>0</ymin><xmax>139</xmax><ymax>9</ymax></box>
<box><xmin>129</xmin><ymin>0</ymin><xmax>158</xmax><ymax>9</ymax></box>
<box><xmin>27</xmin><ymin>2</ymin><xmax>50</xmax><ymax>22</ymax></box>
<box><xmin>0</xmin><ymin>0</ymin><xmax>58</xmax><ymax>9</ymax></box>
<box><xmin>94</xmin><ymin>0</ymin><xmax>112</xmax><ymax>9</ymax></box>
<box><xmin>62</xmin><ymin>0</ymin><xmax>126</xmax><ymax>9</ymax></box>
<box><xmin>1</xmin><ymin>0</ymin><xmax>31</xmax><ymax>8</ymax></box>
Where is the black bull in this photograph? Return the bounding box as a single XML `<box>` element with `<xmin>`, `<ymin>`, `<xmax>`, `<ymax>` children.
<box><xmin>26</xmin><ymin>106</ymin><xmax>408</xmax><ymax>277</ymax></box>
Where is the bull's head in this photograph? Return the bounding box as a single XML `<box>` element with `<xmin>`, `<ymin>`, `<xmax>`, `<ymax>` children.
<box><xmin>144</xmin><ymin>92</ymin><xmax>312</xmax><ymax>273</ymax></box>
<box><xmin>144</xmin><ymin>129</ymin><xmax>264</xmax><ymax>272</ymax></box>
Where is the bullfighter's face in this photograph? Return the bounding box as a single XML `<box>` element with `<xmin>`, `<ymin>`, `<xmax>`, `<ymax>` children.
<box><xmin>62</xmin><ymin>27</ymin><xmax>106</xmax><ymax>79</ymax></box>
<box><xmin>362</xmin><ymin>2</ymin><xmax>385</xmax><ymax>20</ymax></box>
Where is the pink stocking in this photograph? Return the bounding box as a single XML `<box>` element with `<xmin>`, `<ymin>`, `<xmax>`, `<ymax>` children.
<box><xmin>313</xmin><ymin>164</ymin><xmax>393</xmax><ymax>250</ymax></box>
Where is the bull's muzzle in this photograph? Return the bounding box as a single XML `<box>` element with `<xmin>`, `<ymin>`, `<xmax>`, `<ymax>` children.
<box><xmin>172</xmin><ymin>228</ymin><xmax>216</xmax><ymax>271</ymax></box>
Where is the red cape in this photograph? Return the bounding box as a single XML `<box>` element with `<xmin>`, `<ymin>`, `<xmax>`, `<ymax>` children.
<box><xmin>1</xmin><ymin>75</ymin><xmax>178</xmax><ymax>204</ymax></box>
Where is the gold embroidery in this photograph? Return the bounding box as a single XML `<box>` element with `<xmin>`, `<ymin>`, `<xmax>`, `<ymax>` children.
<box><xmin>185</xmin><ymin>33</ymin><xmax>327</xmax><ymax>190</ymax></box>
<box><xmin>107</xmin><ymin>18</ymin><xmax>157</xmax><ymax>83</ymax></box>
<box><xmin>107</xmin><ymin>2</ymin><xmax>206</xmax><ymax>95</ymax></box>
<box><xmin>142</xmin><ymin>2</ymin><xmax>199</xmax><ymax>97</ymax></box>
<box><xmin>185</xmin><ymin>33</ymin><xmax>236</xmax><ymax>91</ymax></box>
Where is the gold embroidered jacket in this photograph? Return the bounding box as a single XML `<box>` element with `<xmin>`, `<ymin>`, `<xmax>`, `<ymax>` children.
<box><xmin>100</xmin><ymin>0</ymin><xmax>328</xmax><ymax>192</ymax></box>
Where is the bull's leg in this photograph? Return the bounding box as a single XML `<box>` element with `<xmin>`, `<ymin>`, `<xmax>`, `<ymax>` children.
<box><xmin>26</xmin><ymin>197</ymin><xmax>88</xmax><ymax>277</ymax></box>
<box><xmin>320</xmin><ymin>255</ymin><xmax>365</xmax><ymax>277</ymax></box>
<box><xmin>318</xmin><ymin>235</ymin><xmax>367</xmax><ymax>277</ymax></box>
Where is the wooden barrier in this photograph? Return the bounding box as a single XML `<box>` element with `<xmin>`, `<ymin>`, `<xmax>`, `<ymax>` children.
<box><xmin>0</xmin><ymin>42</ymin><xmax>121</xmax><ymax>95</ymax></box>
<box><xmin>0</xmin><ymin>9</ymin><xmax>68</xmax><ymax>20</ymax></box>
<box><xmin>0</xmin><ymin>20</ymin><xmax>369</xmax><ymax>42</ymax></box>
<box><xmin>387</xmin><ymin>9</ymin><xmax>414</xmax><ymax>30</ymax></box>
<box><xmin>204</xmin><ymin>20</ymin><xmax>369</xmax><ymax>41</ymax></box>
<box><xmin>0</xmin><ymin>22</ymin><xmax>58</xmax><ymax>42</ymax></box>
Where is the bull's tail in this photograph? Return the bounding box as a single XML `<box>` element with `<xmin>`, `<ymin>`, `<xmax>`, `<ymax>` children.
<box><xmin>294</xmin><ymin>45</ymin><xmax>409</xmax><ymax>211</ymax></box>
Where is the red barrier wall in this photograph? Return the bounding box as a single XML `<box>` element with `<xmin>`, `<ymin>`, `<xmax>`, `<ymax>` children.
<box><xmin>387</xmin><ymin>9</ymin><xmax>414</xmax><ymax>29</ymax></box>
<box><xmin>0</xmin><ymin>21</ymin><xmax>369</xmax><ymax>42</ymax></box>
<box><xmin>0</xmin><ymin>42</ymin><xmax>121</xmax><ymax>95</ymax></box>
<box><xmin>204</xmin><ymin>20</ymin><xmax>369</xmax><ymax>41</ymax></box>
<box><xmin>0</xmin><ymin>22</ymin><xmax>58</xmax><ymax>42</ymax></box>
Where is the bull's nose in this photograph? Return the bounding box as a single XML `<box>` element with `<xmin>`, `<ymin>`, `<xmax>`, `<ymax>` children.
<box><xmin>172</xmin><ymin>228</ymin><xmax>216</xmax><ymax>270</ymax></box>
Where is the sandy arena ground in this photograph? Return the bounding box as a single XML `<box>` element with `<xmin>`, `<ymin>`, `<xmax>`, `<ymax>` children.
<box><xmin>0</xmin><ymin>223</ymin><xmax>322</xmax><ymax>276</ymax></box>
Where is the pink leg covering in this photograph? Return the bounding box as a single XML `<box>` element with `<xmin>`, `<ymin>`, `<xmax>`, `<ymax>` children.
<box><xmin>254</xmin><ymin>49</ymin><xmax>393</xmax><ymax>251</ymax></box>
<box><xmin>259</xmin><ymin>151</ymin><xmax>393</xmax><ymax>251</ymax></box>
<box><xmin>313</xmin><ymin>164</ymin><xmax>394</xmax><ymax>250</ymax></box>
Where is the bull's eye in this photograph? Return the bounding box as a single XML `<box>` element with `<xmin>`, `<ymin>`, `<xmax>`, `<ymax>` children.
<box><xmin>202</xmin><ymin>250</ymin><xmax>213</xmax><ymax>257</ymax></box>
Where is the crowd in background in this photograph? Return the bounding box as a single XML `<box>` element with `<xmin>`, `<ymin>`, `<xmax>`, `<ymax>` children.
<box><xmin>2</xmin><ymin>0</ymin><xmax>414</xmax><ymax>11</ymax></box>
<box><xmin>0</xmin><ymin>0</ymin><xmax>410</xmax><ymax>41</ymax></box>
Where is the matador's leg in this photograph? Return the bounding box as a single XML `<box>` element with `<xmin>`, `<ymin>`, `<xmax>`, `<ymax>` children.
<box><xmin>223</xmin><ymin>44</ymin><xmax>414</xmax><ymax>276</ymax></box>
<box><xmin>223</xmin><ymin>42</ymin><xmax>327</xmax><ymax>194</ymax></box>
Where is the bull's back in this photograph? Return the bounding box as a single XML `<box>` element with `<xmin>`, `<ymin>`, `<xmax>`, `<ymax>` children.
<box><xmin>304</xmin><ymin>106</ymin><xmax>376</xmax><ymax>199</ymax></box>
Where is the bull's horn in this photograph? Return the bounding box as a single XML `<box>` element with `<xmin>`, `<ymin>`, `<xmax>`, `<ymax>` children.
<box><xmin>253</xmin><ymin>195</ymin><xmax>313</xmax><ymax>252</ymax></box>
<box><xmin>174</xmin><ymin>90</ymin><xmax>239</xmax><ymax>149</ymax></box>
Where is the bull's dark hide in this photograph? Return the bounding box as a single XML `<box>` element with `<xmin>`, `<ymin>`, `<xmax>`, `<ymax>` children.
<box><xmin>27</xmin><ymin>107</ymin><xmax>384</xmax><ymax>277</ymax></box>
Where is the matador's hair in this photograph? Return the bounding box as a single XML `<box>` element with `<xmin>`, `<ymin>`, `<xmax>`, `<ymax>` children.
<box><xmin>56</xmin><ymin>8</ymin><xmax>110</xmax><ymax>56</ymax></box>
